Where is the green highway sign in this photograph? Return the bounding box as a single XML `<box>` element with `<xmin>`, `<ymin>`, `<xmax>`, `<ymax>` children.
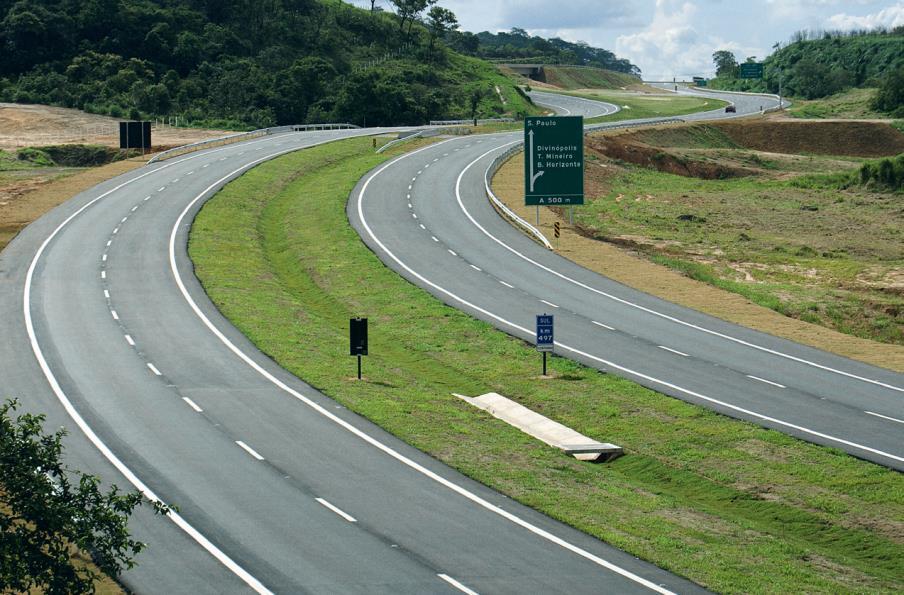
<box><xmin>739</xmin><ymin>62</ymin><xmax>764</xmax><ymax>79</ymax></box>
<box><xmin>524</xmin><ymin>116</ymin><xmax>584</xmax><ymax>206</ymax></box>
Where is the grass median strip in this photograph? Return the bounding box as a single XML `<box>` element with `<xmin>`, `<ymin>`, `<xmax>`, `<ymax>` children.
<box><xmin>189</xmin><ymin>136</ymin><xmax>902</xmax><ymax>594</ymax></box>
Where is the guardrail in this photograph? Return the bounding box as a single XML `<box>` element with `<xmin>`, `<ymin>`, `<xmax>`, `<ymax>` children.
<box><xmin>376</xmin><ymin>130</ymin><xmax>426</xmax><ymax>154</ymax></box>
<box><xmin>429</xmin><ymin>118</ymin><xmax>515</xmax><ymax>126</ymax></box>
<box><xmin>146</xmin><ymin>122</ymin><xmax>361</xmax><ymax>164</ymax></box>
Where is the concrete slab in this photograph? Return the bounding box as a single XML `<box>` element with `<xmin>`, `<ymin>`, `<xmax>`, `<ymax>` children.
<box><xmin>455</xmin><ymin>392</ymin><xmax>623</xmax><ymax>463</ymax></box>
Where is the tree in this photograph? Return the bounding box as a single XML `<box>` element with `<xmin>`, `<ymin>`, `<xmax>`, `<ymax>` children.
<box><xmin>712</xmin><ymin>50</ymin><xmax>738</xmax><ymax>78</ymax></box>
<box><xmin>426</xmin><ymin>6</ymin><xmax>456</xmax><ymax>52</ymax></box>
<box><xmin>871</xmin><ymin>65</ymin><xmax>904</xmax><ymax>117</ymax></box>
<box><xmin>391</xmin><ymin>0</ymin><xmax>436</xmax><ymax>37</ymax></box>
<box><xmin>467</xmin><ymin>85</ymin><xmax>486</xmax><ymax>125</ymax></box>
<box><xmin>1</xmin><ymin>399</ymin><xmax>167</xmax><ymax>593</ymax></box>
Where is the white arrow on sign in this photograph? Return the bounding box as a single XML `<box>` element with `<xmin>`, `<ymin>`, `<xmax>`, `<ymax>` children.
<box><xmin>528</xmin><ymin>129</ymin><xmax>545</xmax><ymax>192</ymax></box>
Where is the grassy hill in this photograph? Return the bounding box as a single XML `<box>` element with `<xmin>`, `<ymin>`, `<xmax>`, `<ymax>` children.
<box><xmin>0</xmin><ymin>0</ymin><xmax>539</xmax><ymax>128</ymax></box>
<box><xmin>537</xmin><ymin>66</ymin><xmax>639</xmax><ymax>90</ymax></box>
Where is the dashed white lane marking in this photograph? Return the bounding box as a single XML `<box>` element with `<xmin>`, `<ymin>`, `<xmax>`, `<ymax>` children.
<box><xmin>187</xmin><ymin>171</ymin><xmax>194</xmax><ymax>175</ymax></box>
<box><xmin>157</xmin><ymin>187</ymin><xmax>166</xmax><ymax>191</ymax></box>
<box><xmin>443</xmin><ymin>153</ymin><xmax>449</xmax><ymax>157</ymax></box>
<box><xmin>540</xmin><ymin>299</ymin><xmax>559</xmax><ymax>308</ymax></box>
<box><xmin>100</xmin><ymin>271</ymin><xmax>106</xmax><ymax>279</ymax></box>
<box><xmin>203</xmin><ymin>163</ymin><xmax>210</xmax><ymax>168</ymax></box>
<box><xmin>470</xmin><ymin>265</ymin><xmax>482</xmax><ymax>272</ymax></box>
<box><xmin>315</xmin><ymin>498</ymin><xmax>357</xmax><ymax>523</ymax></box>
<box><xmin>121</xmin><ymin>217</ymin><xmax>128</xmax><ymax>223</ymax></box>
<box><xmin>102</xmin><ymin>254</ymin><xmax>107</xmax><ymax>262</ymax></box>
<box><xmin>499</xmin><ymin>280</ymin><xmax>514</xmax><ymax>288</ymax></box>
<box><xmin>103</xmin><ymin>290</ymin><xmax>110</xmax><ymax>299</ymax></box>
<box><xmin>412</xmin><ymin>213</ymin><xmax>418</xmax><ymax>219</ymax></box>
<box><xmin>658</xmin><ymin>346</ymin><xmax>689</xmax><ymax>357</ymax></box>
<box><xmin>144</xmin><ymin>195</ymin><xmax>151</xmax><ymax>201</ymax></box>
<box><xmin>408</xmin><ymin>203</ymin><xmax>413</xmax><ymax>208</ymax></box>
<box><xmin>417</xmin><ymin>170</ymin><xmax>423</xmax><ymax>175</ymax></box>
<box><xmin>124</xmin><ymin>335</ymin><xmax>135</xmax><ymax>346</ymax></box>
<box><xmin>419</xmin><ymin>224</ymin><xmax>426</xmax><ymax>230</ymax></box>
<box><xmin>746</xmin><ymin>375</ymin><xmax>786</xmax><ymax>389</ymax></box>
<box><xmin>106</xmin><ymin>240</ymin><xmax>112</xmax><ymax>246</ymax></box>
<box><xmin>407</xmin><ymin>194</ymin><xmax>411</xmax><ymax>199</ymax></box>
<box><xmin>865</xmin><ymin>411</ymin><xmax>904</xmax><ymax>424</ymax></box>
<box><xmin>412</xmin><ymin>177</ymin><xmax>417</xmax><ymax>182</ymax></box>
<box><xmin>236</xmin><ymin>440</ymin><xmax>265</xmax><ymax>461</ymax></box>
<box><xmin>110</xmin><ymin>310</ymin><xmax>119</xmax><ymax>321</ymax></box>
<box><xmin>425</xmin><ymin>163</ymin><xmax>430</xmax><ymax>168</ymax></box>
<box><xmin>146</xmin><ymin>363</ymin><xmax>162</xmax><ymax>376</ymax></box>
<box><xmin>433</xmin><ymin>158</ymin><xmax>439</xmax><ymax>162</ymax></box>
<box><xmin>182</xmin><ymin>397</ymin><xmax>203</xmax><ymax>413</ymax></box>
<box><xmin>438</xmin><ymin>574</ymin><xmax>479</xmax><ymax>595</ymax></box>
<box><xmin>448</xmin><ymin>249</ymin><xmax>457</xmax><ymax>256</ymax></box>
<box><xmin>592</xmin><ymin>321</ymin><xmax>615</xmax><ymax>330</ymax></box>
<box><xmin>112</xmin><ymin>227</ymin><xmax>119</xmax><ymax>234</ymax></box>
<box><xmin>408</xmin><ymin>184</ymin><xmax>413</xmax><ymax>190</ymax></box>
<box><xmin>172</xmin><ymin>178</ymin><xmax>180</xmax><ymax>183</ymax></box>
<box><xmin>432</xmin><ymin>236</ymin><xmax>439</xmax><ymax>242</ymax></box>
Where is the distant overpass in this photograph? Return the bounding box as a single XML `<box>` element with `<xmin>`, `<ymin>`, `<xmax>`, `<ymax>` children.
<box><xmin>501</xmin><ymin>63</ymin><xmax>546</xmax><ymax>81</ymax></box>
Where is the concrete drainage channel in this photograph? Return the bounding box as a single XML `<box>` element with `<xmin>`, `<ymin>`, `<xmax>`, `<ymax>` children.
<box><xmin>454</xmin><ymin>392</ymin><xmax>623</xmax><ymax>463</ymax></box>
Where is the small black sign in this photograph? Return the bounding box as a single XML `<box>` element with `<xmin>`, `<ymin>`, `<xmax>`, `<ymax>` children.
<box><xmin>350</xmin><ymin>318</ymin><xmax>368</xmax><ymax>356</ymax></box>
<box><xmin>119</xmin><ymin>121</ymin><xmax>152</xmax><ymax>149</ymax></box>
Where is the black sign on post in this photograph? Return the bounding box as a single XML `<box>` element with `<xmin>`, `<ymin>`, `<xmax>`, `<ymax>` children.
<box><xmin>350</xmin><ymin>317</ymin><xmax>368</xmax><ymax>379</ymax></box>
<box><xmin>119</xmin><ymin>121</ymin><xmax>152</xmax><ymax>151</ymax></box>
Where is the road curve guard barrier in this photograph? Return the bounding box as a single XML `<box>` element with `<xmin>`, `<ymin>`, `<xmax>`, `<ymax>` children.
<box><xmin>147</xmin><ymin>123</ymin><xmax>361</xmax><ymax>164</ymax></box>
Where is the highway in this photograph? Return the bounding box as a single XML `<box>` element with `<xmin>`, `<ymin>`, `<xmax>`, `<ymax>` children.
<box><xmin>0</xmin><ymin>127</ymin><xmax>704</xmax><ymax>592</ymax></box>
<box><xmin>350</xmin><ymin>87</ymin><xmax>904</xmax><ymax>471</ymax></box>
<box><xmin>526</xmin><ymin>90</ymin><xmax>619</xmax><ymax>118</ymax></box>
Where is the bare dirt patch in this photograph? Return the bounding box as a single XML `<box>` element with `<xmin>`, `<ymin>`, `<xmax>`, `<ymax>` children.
<box><xmin>711</xmin><ymin>119</ymin><xmax>904</xmax><ymax>157</ymax></box>
<box><xmin>0</xmin><ymin>102</ymin><xmax>233</xmax><ymax>151</ymax></box>
<box><xmin>0</xmin><ymin>159</ymin><xmax>145</xmax><ymax>252</ymax></box>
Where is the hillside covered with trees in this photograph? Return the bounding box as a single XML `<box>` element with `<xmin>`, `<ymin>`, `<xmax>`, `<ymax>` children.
<box><xmin>0</xmin><ymin>0</ymin><xmax>545</xmax><ymax>127</ymax></box>
<box><xmin>446</xmin><ymin>27</ymin><xmax>640</xmax><ymax>76</ymax></box>
<box><xmin>707</xmin><ymin>28</ymin><xmax>904</xmax><ymax>116</ymax></box>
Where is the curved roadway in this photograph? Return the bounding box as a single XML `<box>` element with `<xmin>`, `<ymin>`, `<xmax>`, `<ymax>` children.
<box><xmin>526</xmin><ymin>90</ymin><xmax>619</xmax><ymax>118</ymax></box>
<box><xmin>0</xmin><ymin>128</ymin><xmax>702</xmax><ymax>592</ymax></box>
<box><xmin>350</xmin><ymin>89</ymin><xmax>904</xmax><ymax>471</ymax></box>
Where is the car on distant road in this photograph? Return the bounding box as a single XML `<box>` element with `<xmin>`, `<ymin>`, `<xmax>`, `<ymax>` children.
<box><xmin>725</xmin><ymin>105</ymin><xmax>737</xmax><ymax>113</ymax></box>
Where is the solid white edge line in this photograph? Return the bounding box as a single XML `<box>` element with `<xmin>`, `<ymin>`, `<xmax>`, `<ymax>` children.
<box><xmin>182</xmin><ymin>397</ymin><xmax>204</xmax><ymax>413</ymax></box>
<box><xmin>350</xmin><ymin>140</ymin><xmax>676</xmax><ymax>594</ymax></box>
<box><xmin>315</xmin><ymin>498</ymin><xmax>357</xmax><ymax>522</ymax></box>
<box><xmin>475</xmin><ymin>149</ymin><xmax>903</xmax><ymax>396</ymax></box>
<box><xmin>592</xmin><ymin>321</ymin><xmax>614</xmax><ymax>330</ymax></box>
<box><xmin>236</xmin><ymin>440</ymin><xmax>265</xmax><ymax>461</ymax></box>
<box><xmin>658</xmin><ymin>346</ymin><xmax>689</xmax><ymax>357</ymax></box>
<box><xmin>152</xmin><ymin>135</ymin><xmax>676</xmax><ymax>594</ymax></box>
<box><xmin>864</xmin><ymin>411</ymin><xmax>904</xmax><ymax>424</ymax></box>
<box><xmin>438</xmin><ymin>573</ymin><xmax>479</xmax><ymax>595</ymax></box>
<box><xmin>746</xmin><ymin>375</ymin><xmax>786</xmax><ymax>389</ymax></box>
<box><xmin>22</xmin><ymin>131</ymin><xmax>312</xmax><ymax>595</ymax></box>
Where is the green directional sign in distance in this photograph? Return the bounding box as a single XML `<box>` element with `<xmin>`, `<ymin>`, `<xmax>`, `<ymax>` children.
<box><xmin>524</xmin><ymin>116</ymin><xmax>584</xmax><ymax>206</ymax></box>
<box><xmin>739</xmin><ymin>63</ymin><xmax>764</xmax><ymax>79</ymax></box>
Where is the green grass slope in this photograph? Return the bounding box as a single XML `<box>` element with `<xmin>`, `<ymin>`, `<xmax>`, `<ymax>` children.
<box><xmin>541</xmin><ymin>66</ymin><xmax>640</xmax><ymax>90</ymax></box>
<box><xmin>189</xmin><ymin>136</ymin><xmax>904</xmax><ymax>594</ymax></box>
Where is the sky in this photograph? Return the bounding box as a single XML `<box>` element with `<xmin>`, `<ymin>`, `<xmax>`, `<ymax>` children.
<box><xmin>350</xmin><ymin>0</ymin><xmax>904</xmax><ymax>79</ymax></box>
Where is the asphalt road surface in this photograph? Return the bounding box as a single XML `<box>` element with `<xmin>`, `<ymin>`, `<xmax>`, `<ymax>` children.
<box><xmin>350</xmin><ymin>88</ymin><xmax>904</xmax><ymax>472</ymax></box>
<box><xmin>1</xmin><ymin>127</ymin><xmax>705</xmax><ymax>593</ymax></box>
<box><xmin>526</xmin><ymin>90</ymin><xmax>619</xmax><ymax>118</ymax></box>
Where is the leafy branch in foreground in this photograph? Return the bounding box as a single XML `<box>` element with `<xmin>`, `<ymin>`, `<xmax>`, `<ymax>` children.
<box><xmin>0</xmin><ymin>399</ymin><xmax>167</xmax><ymax>594</ymax></box>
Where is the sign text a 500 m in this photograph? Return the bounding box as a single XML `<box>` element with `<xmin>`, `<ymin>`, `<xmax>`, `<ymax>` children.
<box><xmin>524</xmin><ymin>116</ymin><xmax>584</xmax><ymax>206</ymax></box>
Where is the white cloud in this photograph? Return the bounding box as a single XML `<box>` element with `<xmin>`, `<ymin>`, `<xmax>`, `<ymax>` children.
<box><xmin>614</xmin><ymin>0</ymin><xmax>762</xmax><ymax>79</ymax></box>
<box><xmin>824</xmin><ymin>2</ymin><xmax>904</xmax><ymax>30</ymax></box>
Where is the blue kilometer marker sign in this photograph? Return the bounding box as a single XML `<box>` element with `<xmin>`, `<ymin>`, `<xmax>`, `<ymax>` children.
<box><xmin>536</xmin><ymin>314</ymin><xmax>554</xmax><ymax>352</ymax></box>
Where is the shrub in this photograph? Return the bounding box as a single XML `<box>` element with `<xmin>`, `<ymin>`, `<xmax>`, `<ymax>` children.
<box><xmin>16</xmin><ymin>147</ymin><xmax>54</xmax><ymax>166</ymax></box>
